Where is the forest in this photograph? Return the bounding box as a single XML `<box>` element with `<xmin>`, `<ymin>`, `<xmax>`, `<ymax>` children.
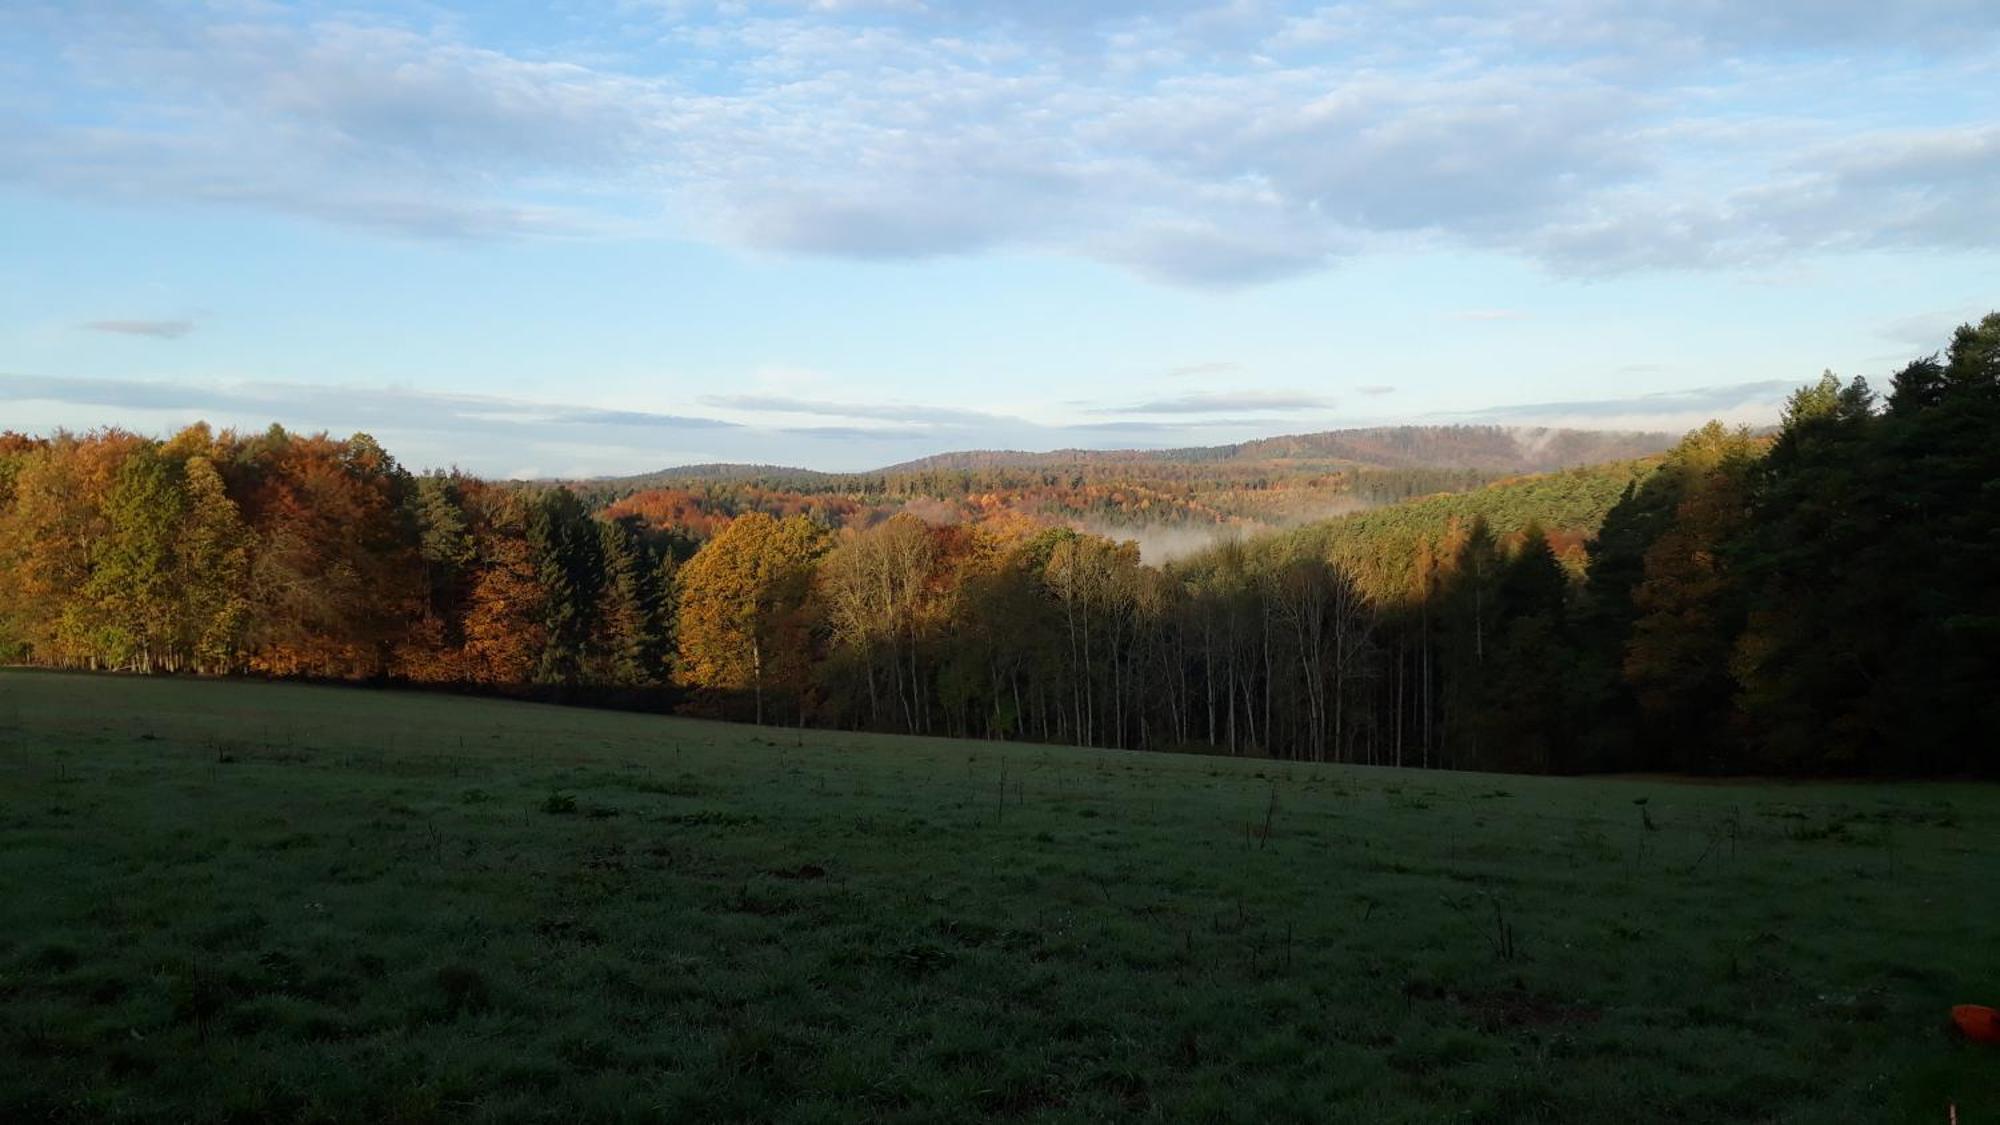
<box><xmin>1</xmin><ymin>315</ymin><xmax>1993</xmax><ymax>777</ymax></box>
<box><xmin>584</xmin><ymin>423</ymin><xmax>1676</xmax><ymax>542</ymax></box>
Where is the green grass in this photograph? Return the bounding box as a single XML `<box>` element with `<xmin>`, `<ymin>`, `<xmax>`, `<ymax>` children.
<box><xmin>1</xmin><ymin>670</ymin><xmax>1995</xmax><ymax>1123</ymax></box>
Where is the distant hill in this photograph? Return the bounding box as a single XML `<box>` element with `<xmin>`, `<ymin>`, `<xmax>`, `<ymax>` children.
<box><xmin>1262</xmin><ymin>456</ymin><xmax>1664</xmax><ymax>597</ymax></box>
<box><xmin>1198</xmin><ymin>425</ymin><xmax>1677</xmax><ymax>472</ymax></box>
<box><xmin>577</xmin><ymin>425</ymin><xmax>1686</xmax><ymax>549</ymax></box>
<box><xmin>614</xmin><ymin>425</ymin><xmax>1679</xmax><ymax>484</ymax></box>
<box><xmin>589</xmin><ymin>462</ymin><xmax>837</xmax><ymax>488</ymax></box>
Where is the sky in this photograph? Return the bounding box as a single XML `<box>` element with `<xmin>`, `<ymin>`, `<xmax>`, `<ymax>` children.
<box><xmin>1</xmin><ymin>1</ymin><xmax>1995</xmax><ymax>477</ymax></box>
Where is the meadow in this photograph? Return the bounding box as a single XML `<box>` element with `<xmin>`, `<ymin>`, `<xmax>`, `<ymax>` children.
<box><xmin>1</xmin><ymin>670</ymin><xmax>1994</xmax><ymax>1123</ymax></box>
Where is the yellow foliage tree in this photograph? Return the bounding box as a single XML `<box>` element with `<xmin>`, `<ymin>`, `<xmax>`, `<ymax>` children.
<box><xmin>674</xmin><ymin>512</ymin><xmax>826</xmax><ymax>724</ymax></box>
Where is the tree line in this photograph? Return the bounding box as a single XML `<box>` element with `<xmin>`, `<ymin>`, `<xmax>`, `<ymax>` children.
<box><xmin>2</xmin><ymin>314</ymin><xmax>1992</xmax><ymax>776</ymax></box>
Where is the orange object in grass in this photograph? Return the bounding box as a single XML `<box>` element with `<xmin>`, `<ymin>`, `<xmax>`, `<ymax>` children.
<box><xmin>1953</xmin><ymin>1005</ymin><xmax>2000</xmax><ymax>1044</ymax></box>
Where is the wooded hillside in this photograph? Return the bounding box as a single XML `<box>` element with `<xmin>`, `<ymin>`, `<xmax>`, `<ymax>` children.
<box><xmin>3</xmin><ymin>316</ymin><xmax>1992</xmax><ymax>776</ymax></box>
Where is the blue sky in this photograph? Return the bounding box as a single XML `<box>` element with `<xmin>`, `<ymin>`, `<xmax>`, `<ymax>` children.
<box><xmin>2</xmin><ymin>1</ymin><xmax>1995</xmax><ymax>477</ymax></box>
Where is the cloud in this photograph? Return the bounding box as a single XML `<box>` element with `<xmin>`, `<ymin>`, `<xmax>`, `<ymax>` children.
<box><xmin>1444</xmin><ymin>379</ymin><xmax>1796</xmax><ymax>431</ymax></box>
<box><xmin>1356</xmin><ymin>385</ymin><xmax>1396</xmax><ymax>396</ymax></box>
<box><xmin>0</xmin><ymin>369</ymin><xmax>1342</xmax><ymax>473</ymax></box>
<box><xmin>0</xmin><ymin>372</ymin><xmax>736</xmax><ymax>436</ymax></box>
<box><xmin>0</xmin><ymin>367</ymin><xmax>1817</xmax><ymax>477</ymax></box>
<box><xmin>778</xmin><ymin>424</ymin><xmax>938</xmax><ymax>439</ymax></box>
<box><xmin>5</xmin><ymin>2</ymin><xmax>1997</xmax><ymax>282</ymax></box>
<box><xmin>80</xmin><ymin>319</ymin><xmax>195</xmax><ymax>339</ymax></box>
<box><xmin>1093</xmin><ymin>391</ymin><xmax>1335</xmax><ymax>415</ymax></box>
<box><xmin>548</xmin><ymin>407</ymin><xmax>739</xmax><ymax>429</ymax></box>
<box><xmin>1879</xmin><ymin>305</ymin><xmax>1989</xmax><ymax>351</ymax></box>
<box><xmin>699</xmin><ymin>393</ymin><xmax>1018</xmax><ymax>426</ymax></box>
<box><xmin>1165</xmin><ymin>361</ymin><xmax>1239</xmax><ymax>378</ymax></box>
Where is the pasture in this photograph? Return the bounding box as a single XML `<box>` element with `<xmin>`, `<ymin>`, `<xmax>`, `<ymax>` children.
<box><xmin>1</xmin><ymin>670</ymin><xmax>1994</xmax><ymax>1122</ymax></box>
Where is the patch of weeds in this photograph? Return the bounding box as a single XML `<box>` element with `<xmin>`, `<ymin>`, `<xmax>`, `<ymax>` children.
<box><xmin>769</xmin><ymin>863</ymin><xmax>827</xmax><ymax>880</ymax></box>
<box><xmin>254</xmin><ymin>949</ymin><xmax>302</xmax><ymax>991</ymax></box>
<box><xmin>668</xmin><ymin>810</ymin><xmax>759</xmax><ymax>828</ymax></box>
<box><xmin>535</xmin><ymin>916</ymin><xmax>607</xmax><ymax>945</ymax></box>
<box><xmin>432</xmin><ymin>964</ymin><xmax>492</xmax><ymax>1018</ymax></box>
<box><xmin>68</xmin><ymin>971</ymin><xmax>130</xmax><ymax>1005</ymax></box>
<box><xmin>557</xmin><ymin>1033</ymin><xmax>618</xmax><ymax>1072</ymax></box>
<box><xmin>166</xmin><ymin>962</ymin><xmax>229</xmax><ymax>1032</ymax></box>
<box><xmin>1608</xmin><ymin>919</ymin><xmax>1652</xmax><ymax>942</ymax></box>
<box><xmin>1567</xmin><ymin>820</ymin><xmax>1619</xmax><ymax>862</ymax></box>
<box><xmin>195</xmin><ymin>911</ymin><xmax>268</xmax><ymax>951</ymax></box>
<box><xmin>886</xmin><ymin>942</ymin><xmax>951</xmax><ymax>977</ymax></box>
<box><xmin>975</xmin><ymin>1073</ymin><xmax>1068</xmax><ymax>1115</ymax></box>
<box><xmin>1788</xmin><ymin>814</ymin><xmax>1889</xmax><ymax>846</ymax></box>
<box><xmin>459</xmin><ymin>788</ymin><xmax>493</xmax><ymax>804</ymax></box>
<box><xmin>717</xmin><ymin>1020</ymin><xmax>802</xmax><ymax>1086</ymax></box>
<box><xmin>1858</xmin><ymin>802</ymin><xmax>1958</xmax><ymax>829</ymax></box>
<box><xmin>28</xmin><ymin>942</ymin><xmax>81</xmax><ymax>973</ymax></box>
<box><xmin>627</xmin><ymin>775</ymin><xmax>702</xmax><ymax>798</ymax></box>
<box><xmin>728</xmin><ymin>883</ymin><xmax>801</xmax><ymax>917</ymax></box>
<box><xmin>1387</xmin><ymin>1029</ymin><xmax>1486</xmax><ymax>1075</ymax></box>
<box><xmin>930</xmin><ymin>917</ymin><xmax>1035</xmax><ymax>951</ymax></box>
<box><xmin>1812</xmin><ymin>988</ymin><xmax>1890</xmax><ymax>1024</ymax></box>
<box><xmin>1454</xmin><ymin>986</ymin><xmax>1600</xmax><ymax>1032</ymax></box>
<box><xmin>541</xmin><ymin>792</ymin><xmax>578</xmax><ymax>816</ymax></box>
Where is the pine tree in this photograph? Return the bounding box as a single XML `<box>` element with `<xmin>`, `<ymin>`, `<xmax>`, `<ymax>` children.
<box><xmin>528</xmin><ymin>489</ymin><xmax>603</xmax><ymax>688</ymax></box>
<box><xmin>590</xmin><ymin>516</ymin><xmax>664</xmax><ymax>687</ymax></box>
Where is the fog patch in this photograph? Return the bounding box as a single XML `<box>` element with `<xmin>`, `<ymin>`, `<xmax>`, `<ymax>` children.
<box><xmin>1077</xmin><ymin>521</ymin><xmax>1255</xmax><ymax>565</ymax></box>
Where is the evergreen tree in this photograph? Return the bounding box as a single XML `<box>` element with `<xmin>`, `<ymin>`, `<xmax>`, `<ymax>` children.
<box><xmin>590</xmin><ymin>516</ymin><xmax>665</xmax><ymax>687</ymax></box>
<box><xmin>528</xmin><ymin>488</ymin><xmax>604</xmax><ymax>688</ymax></box>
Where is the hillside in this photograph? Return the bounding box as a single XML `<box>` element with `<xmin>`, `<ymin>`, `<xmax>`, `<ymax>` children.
<box><xmin>881</xmin><ymin>425</ymin><xmax>1677</xmax><ymax>475</ymax></box>
<box><xmin>1280</xmin><ymin>457</ymin><xmax>1663</xmax><ymax>591</ymax></box>
<box><xmin>587</xmin><ymin>425</ymin><xmax>1680</xmax><ymax>544</ymax></box>
<box><xmin>5</xmin><ymin>671</ymin><xmax>1993</xmax><ymax>1122</ymax></box>
<box><xmin>6</xmin><ymin>314</ymin><xmax>1988</xmax><ymax>780</ymax></box>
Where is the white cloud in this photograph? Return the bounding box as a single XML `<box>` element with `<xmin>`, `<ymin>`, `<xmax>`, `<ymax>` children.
<box><xmin>81</xmin><ymin>319</ymin><xmax>195</xmax><ymax>339</ymax></box>
<box><xmin>1090</xmin><ymin>390</ymin><xmax>1336</xmax><ymax>415</ymax></box>
<box><xmin>6</xmin><ymin>1</ymin><xmax>1996</xmax><ymax>283</ymax></box>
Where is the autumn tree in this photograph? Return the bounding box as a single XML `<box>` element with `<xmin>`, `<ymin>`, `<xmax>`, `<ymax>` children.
<box><xmin>675</xmin><ymin>513</ymin><xmax>827</xmax><ymax>724</ymax></box>
<box><xmin>1620</xmin><ymin>423</ymin><xmax>1762</xmax><ymax>770</ymax></box>
<box><xmin>87</xmin><ymin>444</ymin><xmax>188</xmax><ymax>671</ymax></box>
<box><xmin>178</xmin><ymin>455</ymin><xmax>253</xmax><ymax>673</ymax></box>
<box><xmin>228</xmin><ymin>429</ymin><xmax>423</xmax><ymax>677</ymax></box>
<box><xmin>818</xmin><ymin>513</ymin><xmax>939</xmax><ymax>732</ymax></box>
<box><xmin>459</xmin><ymin>492</ymin><xmax>547</xmax><ymax>686</ymax></box>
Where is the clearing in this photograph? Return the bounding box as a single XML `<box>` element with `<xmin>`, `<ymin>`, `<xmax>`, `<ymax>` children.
<box><xmin>1</xmin><ymin>670</ymin><xmax>1994</xmax><ymax>1122</ymax></box>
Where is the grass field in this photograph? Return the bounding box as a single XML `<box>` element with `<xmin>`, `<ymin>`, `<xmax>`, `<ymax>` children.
<box><xmin>2</xmin><ymin>670</ymin><xmax>1995</xmax><ymax>1123</ymax></box>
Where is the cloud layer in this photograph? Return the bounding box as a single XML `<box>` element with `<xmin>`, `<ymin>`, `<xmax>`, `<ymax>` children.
<box><xmin>81</xmin><ymin>319</ymin><xmax>195</xmax><ymax>339</ymax></box>
<box><xmin>3</xmin><ymin>370</ymin><xmax>1801</xmax><ymax>477</ymax></box>
<box><xmin>6</xmin><ymin>1</ymin><xmax>1995</xmax><ymax>285</ymax></box>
